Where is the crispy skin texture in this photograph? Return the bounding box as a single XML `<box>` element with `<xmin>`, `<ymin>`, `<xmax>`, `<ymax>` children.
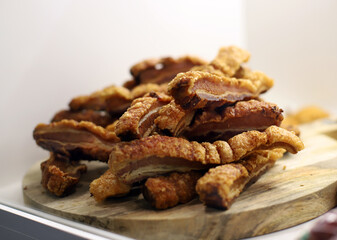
<box><xmin>109</xmin><ymin>126</ymin><xmax>303</xmax><ymax>184</ymax></box>
<box><xmin>168</xmin><ymin>71</ymin><xmax>273</xmax><ymax>110</ymax></box>
<box><xmin>130</xmin><ymin>56</ymin><xmax>207</xmax><ymax>85</ymax></box>
<box><xmin>130</xmin><ymin>83</ymin><xmax>168</xmax><ymax>99</ymax></box>
<box><xmin>115</xmin><ymin>93</ymin><xmax>172</xmax><ymax>141</ymax></box>
<box><xmin>51</xmin><ymin>109</ymin><xmax>115</xmax><ymax>127</ymax></box>
<box><xmin>69</xmin><ymin>85</ymin><xmax>131</xmax><ymax>114</ymax></box>
<box><xmin>183</xmin><ymin>100</ymin><xmax>284</xmax><ymax>141</ymax></box>
<box><xmin>154</xmin><ymin>100</ymin><xmax>195</xmax><ymax>136</ymax></box>
<box><xmin>143</xmin><ymin>171</ymin><xmax>203</xmax><ymax>209</ymax></box>
<box><xmin>40</xmin><ymin>153</ymin><xmax>87</xmax><ymax>197</ymax></box>
<box><xmin>196</xmin><ymin>149</ymin><xmax>285</xmax><ymax>209</ymax></box>
<box><xmin>33</xmin><ymin>119</ymin><xmax>120</xmax><ymax>161</ymax></box>
<box><xmin>89</xmin><ymin>169</ymin><xmax>131</xmax><ymax>202</ymax></box>
<box><xmin>210</xmin><ymin>46</ymin><xmax>250</xmax><ymax>77</ymax></box>
<box><xmin>69</xmin><ymin>83</ymin><xmax>168</xmax><ymax>115</ymax></box>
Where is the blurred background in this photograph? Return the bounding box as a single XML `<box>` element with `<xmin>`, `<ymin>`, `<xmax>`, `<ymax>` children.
<box><xmin>0</xmin><ymin>0</ymin><xmax>336</xmax><ymax>204</ymax></box>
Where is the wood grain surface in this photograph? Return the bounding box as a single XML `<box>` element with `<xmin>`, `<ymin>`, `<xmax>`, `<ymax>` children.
<box><xmin>23</xmin><ymin>118</ymin><xmax>337</xmax><ymax>240</ymax></box>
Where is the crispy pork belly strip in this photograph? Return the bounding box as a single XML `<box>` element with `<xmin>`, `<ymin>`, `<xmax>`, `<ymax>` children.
<box><xmin>143</xmin><ymin>171</ymin><xmax>203</xmax><ymax>209</ymax></box>
<box><xmin>89</xmin><ymin>169</ymin><xmax>131</xmax><ymax>202</ymax></box>
<box><xmin>33</xmin><ymin>120</ymin><xmax>120</xmax><ymax>161</ymax></box>
<box><xmin>154</xmin><ymin>100</ymin><xmax>195</xmax><ymax>136</ymax></box>
<box><xmin>51</xmin><ymin>109</ymin><xmax>115</xmax><ymax>127</ymax></box>
<box><xmin>210</xmin><ymin>46</ymin><xmax>250</xmax><ymax>77</ymax></box>
<box><xmin>69</xmin><ymin>85</ymin><xmax>131</xmax><ymax>114</ymax></box>
<box><xmin>41</xmin><ymin>153</ymin><xmax>87</xmax><ymax>197</ymax></box>
<box><xmin>183</xmin><ymin>100</ymin><xmax>284</xmax><ymax>141</ymax></box>
<box><xmin>168</xmin><ymin>71</ymin><xmax>273</xmax><ymax>110</ymax></box>
<box><xmin>115</xmin><ymin>93</ymin><xmax>172</xmax><ymax>141</ymax></box>
<box><xmin>196</xmin><ymin>149</ymin><xmax>285</xmax><ymax>209</ymax></box>
<box><xmin>109</xmin><ymin>127</ymin><xmax>303</xmax><ymax>184</ymax></box>
<box><xmin>130</xmin><ymin>56</ymin><xmax>207</xmax><ymax>85</ymax></box>
<box><xmin>69</xmin><ymin>83</ymin><xmax>168</xmax><ymax>115</ymax></box>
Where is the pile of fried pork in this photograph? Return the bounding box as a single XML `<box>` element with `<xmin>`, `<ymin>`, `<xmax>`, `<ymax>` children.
<box><xmin>33</xmin><ymin>46</ymin><xmax>304</xmax><ymax>209</ymax></box>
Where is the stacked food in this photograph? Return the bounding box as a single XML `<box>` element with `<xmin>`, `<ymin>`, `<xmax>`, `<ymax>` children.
<box><xmin>33</xmin><ymin>46</ymin><xmax>304</xmax><ymax>209</ymax></box>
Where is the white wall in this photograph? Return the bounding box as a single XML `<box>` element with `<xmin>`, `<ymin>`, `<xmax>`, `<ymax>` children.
<box><xmin>0</xmin><ymin>0</ymin><xmax>244</xmax><ymax>193</ymax></box>
<box><xmin>245</xmin><ymin>0</ymin><xmax>337</xmax><ymax>113</ymax></box>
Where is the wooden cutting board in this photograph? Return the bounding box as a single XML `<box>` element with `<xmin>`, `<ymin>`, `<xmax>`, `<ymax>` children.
<box><xmin>23</xmin><ymin>119</ymin><xmax>337</xmax><ymax>240</ymax></box>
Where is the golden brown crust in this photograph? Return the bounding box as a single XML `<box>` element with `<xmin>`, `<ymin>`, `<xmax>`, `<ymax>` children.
<box><xmin>89</xmin><ymin>169</ymin><xmax>131</xmax><ymax>202</ymax></box>
<box><xmin>210</xmin><ymin>46</ymin><xmax>251</xmax><ymax>77</ymax></box>
<box><xmin>51</xmin><ymin>109</ymin><xmax>115</xmax><ymax>127</ymax></box>
<box><xmin>40</xmin><ymin>153</ymin><xmax>87</xmax><ymax>197</ymax></box>
<box><xmin>130</xmin><ymin>56</ymin><xmax>207</xmax><ymax>85</ymax></box>
<box><xmin>183</xmin><ymin>100</ymin><xmax>284</xmax><ymax>141</ymax></box>
<box><xmin>143</xmin><ymin>171</ymin><xmax>203</xmax><ymax>209</ymax></box>
<box><xmin>168</xmin><ymin>71</ymin><xmax>271</xmax><ymax>110</ymax></box>
<box><xmin>68</xmin><ymin>83</ymin><xmax>169</xmax><ymax>116</ymax></box>
<box><xmin>196</xmin><ymin>149</ymin><xmax>284</xmax><ymax>209</ymax></box>
<box><xmin>109</xmin><ymin>126</ymin><xmax>303</xmax><ymax>184</ymax></box>
<box><xmin>115</xmin><ymin>93</ymin><xmax>172</xmax><ymax>140</ymax></box>
<box><xmin>69</xmin><ymin>85</ymin><xmax>132</xmax><ymax>114</ymax></box>
<box><xmin>33</xmin><ymin>119</ymin><xmax>120</xmax><ymax>161</ymax></box>
<box><xmin>154</xmin><ymin>100</ymin><xmax>195</xmax><ymax>136</ymax></box>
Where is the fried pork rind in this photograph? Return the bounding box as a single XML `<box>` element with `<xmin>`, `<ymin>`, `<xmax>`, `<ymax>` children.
<box><xmin>115</xmin><ymin>92</ymin><xmax>172</xmax><ymax>141</ymax></box>
<box><xmin>210</xmin><ymin>45</ymin><xmax>250</xmax><ymax>77</ymax></box>
<box><xmin>196</xmin><ymin>149</ymin><xmax>285</xmax><ymax>209</ymax></box>
<box><xmin>51</xmin><ymin>109</ymin><xmax>115</xmax><ymax>128</ymax></box>
<box><xmin>130</xmin><ymin>56</ymin><xmax>207</xmax><ymax>85</ymax></box>
<box><xmin>143</xmin><ymin>171</ymin><xmax>203</xmax><ymax>209</ymax></box>
<box><xmin>183</xmin><ymin>99</ymin><xmax>284</xmax><ymax>141</ymax></box>
<box><xmin>40</xmin><ymin>153</ymin><xmax>87</xmax><ymax>197</ymax></box>
<box><xmin>69</xmin><ymin>85</ymin><xmax>131</xmax><ymax>114</ymax></box>
<box><xmin>89</xmin><ymin>169</ymin><xmax>131</xmax><ymax>202</ymax></box>
<box><xmin>109</xmin><ymin>126</ymin><xmax>303</xmax><ymax>184</ymax></box>
<box><xmin>68</xmin><ymin>83</ymin><xmax>168</xmax><ymax>116</ymax></box>
<box><xmin>154</xmin><ymin>100</ymin><xmax>195</xmax><ymax>136</ymax></box>
<box><xmin>168</xmin><ymin>71</ymin><xmax>273</xmax><ymax>110</ymax></box>
<box><xmin>33</xmin><ymin>119</ymin><xmax>120</xmax><ymax>161</ymax></box>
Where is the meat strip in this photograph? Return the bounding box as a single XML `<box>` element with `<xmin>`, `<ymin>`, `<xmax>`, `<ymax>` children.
<box><xmin>196</xmin><ymin>149</ymin><xmax>285</xmax><ymax>209</ymax></box>
<box><xmin>143</xmin><ymin>171</ymin><xmax>203</xmax><ymax>209</ymax></box>
<box><xmin>154</xmin><ymin>100</ymin><xmax>195</xmax><ymax>136</ymax></box>
<box><xmin>130</xmin><ymin>56</ymin><xmax>207</xmax><ymax>85</ymax></box>
<box><xmin>109</xmin><ymin>126</ymin><xmax>304</xmax><ymax>184</ymax></box>
<box><xmin>69</xmin><ymin>83</ymin><xmax>168</xmax><ymax>116</ymax></box>
<box><xmin>183</xmin><ymin>99</ymin><xmax>284</xmax><ymax>141</ymax></box>
<box><xmin>115</xmin><ymin>92</ymin><xmax>172</xmax><ymax>141</ymax></box>
<box><xmin>89</xmin><ymin>169</ymin><xmax>131</xmax><ymax>202</ymax></box>
<box><xmin>51</xmin><ymin>109</ymin><xmax>115</xmax><ymax>128</ymax></box>
<box><xmin>40</xmin><ymin>153</ymin><xmax>87</xmax><ymax>196</ymax></box>
<box><xmin>168</xmin><ymin>71</ymin><xmax>273</xmax><ymax>110</ymax></box>
<box><xmin>33</xmin><ymin>119</ymin><xmax>120</xmax><ymax>161</ymax></box>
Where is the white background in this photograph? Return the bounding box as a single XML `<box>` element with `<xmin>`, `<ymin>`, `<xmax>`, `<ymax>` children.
<box><xmin>0</xmin><ymin>0</ymin><xmax>336</xmax><ymax>239</ymax></box>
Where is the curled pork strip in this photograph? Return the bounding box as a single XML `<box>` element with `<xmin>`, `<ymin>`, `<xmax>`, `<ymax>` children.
<box><xmin>109</xmin><ymin>126</ymin><xmax>304</xmax><ymax>184</ymax></box>
<box><xmin>196</xmin><ymin>149</ymin><xmax>285</xmax><ymax>209</ymax></box>
<box><xmin>33</xmin><ymin>119</ymin><xmax>120</xmax><ymax>161</ymax></box>
<box><xmin>40</xmin><ymin>153</ymin><xmax>87</xmax><ymax>196</ymax></box>
<box><xmin>183</xmin><ymin>99</ymin><xmax>284</xmax><ymax>141</ymax></box>
<box><xmin>207</xmin><ymin>45</ymin><xmax>251</xmax><ymax>77</ymax></box>
<box><xmin>69</xmin><ymin>83</ymin><xmax>168</xmax><ymax>115</ymax></box>
<box><xmin>143</xmin><ymin>171</ymin><xmax>203</xmax><ymax>209</ymax></box>
<box><xmin>90</xmin><ymin>169</ymin><xmax>131</xmax><ymax>202</ymax></box>
<box><xmin>168</xmin><ymin>71</ymin><xmax>273</xmax><ymax>110</ymax></box>
<box><xmin>154</xmin><ymin>100</ymin><xmax>195</xmax><ymax>136</ymax></box>
<box><xmin>115</xmin><ymin>92</ymin><xmax>172</xmax><ymax>141</ymax></box>
<box><xmin>130</xmin><ymin>56</ymin><xmax>207</xmax><ymax>85</ymax></box>
<box><xmin>51</xmin><ymin>109</ymin><xmax>115</xmax><ymax>127</ymax></box>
